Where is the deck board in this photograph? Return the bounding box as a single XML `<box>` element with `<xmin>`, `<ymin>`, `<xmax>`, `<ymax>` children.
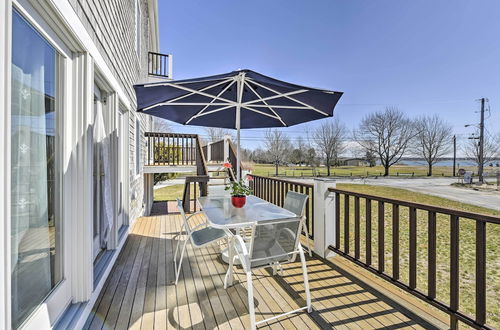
<box><xmin>85</xmin><ymin>211</ymin><xmax>445</xmax><ymax>329</ymax></box>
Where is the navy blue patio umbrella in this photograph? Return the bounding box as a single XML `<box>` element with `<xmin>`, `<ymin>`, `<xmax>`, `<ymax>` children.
<box><xmin>134</xmin><ymin>69</ymin><xmax>343</xmax><ymax>179</ymax></box>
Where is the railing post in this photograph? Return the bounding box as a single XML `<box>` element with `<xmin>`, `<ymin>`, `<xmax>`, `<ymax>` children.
<box><xmin>223</xmin><ymin>135</ymin><xmax>230</xmax><ymax>162</ymax></box>
<box><xmin>313</xmin><ymin>178</ymin><xmax>337</xmax><ymax>258</ymax></box>
<box><xmin>207</xmin><ymin>142</ymin><xmax>212</xmax><ymax>162</ymax></box>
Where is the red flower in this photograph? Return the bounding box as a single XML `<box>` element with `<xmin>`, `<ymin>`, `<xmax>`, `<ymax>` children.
<box><xmin>223</xmin><ymin>162</ymin><xmax>232</xmax><ymax>168</ymax></box>
<box><xmin>246</xmin><ymin>175</ymin><xmax>254</xmax><ymax>181</ymax></box>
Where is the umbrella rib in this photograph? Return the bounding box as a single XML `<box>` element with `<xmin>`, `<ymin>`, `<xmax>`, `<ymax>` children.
<box><xmin>243</xmin><ymin>81</ymin><xmax>286</xmax><ymax>126</ymax></box>
<box><xmin>141</xmin><ymin>78</ymin><xmax>233</xmax><ymax>111</ymax></box>
<box><xmin>240</xmin><ymin>105</ymin><xmax>282</xmax><ymax>120</ymax></box>
<box><xmin>143</xmin><ymin>76</ymin><xmax>230</xmax><ymax>87</ymax></box>
<box><xmin>185</xmin><ymin>80</ymin><xmax>236</xmax><ymax>124</ymax></box>
<box><xmin>245</xmin><ymin>105</ymin><xmax>311</xmax><ymax>109</ymax></box>
<box><xmin>243</xmin><ymin>88</ymin><xmax>309</xmax><ymax>106</ymax></box>
<box><xmin>147</xmin><ymin>80</ymin><xmax>237</xmax><ymax>105</ymax></box>
<box><xmin>191</xmin><ymin>104</ymin><xmax>235</xmax><ymax>118</ymax></box>
<box><xmin>246</xmin><ymin>79</ymin><xmax>330</xmax><ymax>116</ymax></box>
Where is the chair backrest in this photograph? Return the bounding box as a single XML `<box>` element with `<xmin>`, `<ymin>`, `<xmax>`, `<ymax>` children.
<box><xmin>248</xmin><ymin>217</ymin><xmax>303</xmax><ymax>267</ymax></box>
<box><xmin>283</xmin><ymin>191</ymin><xmax>308</xmax><ymax>218</ymax></box>
<box><xmin>176</xmin><ymin>198</ymin><xmax>193</xmax><ymax>235</ymax></box>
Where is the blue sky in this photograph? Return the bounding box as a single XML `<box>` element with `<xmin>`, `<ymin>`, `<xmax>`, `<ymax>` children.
<box><xmin>157</xmin><ymin>0</ymin><xmax>500</xmax><ymax>151</ymax></box>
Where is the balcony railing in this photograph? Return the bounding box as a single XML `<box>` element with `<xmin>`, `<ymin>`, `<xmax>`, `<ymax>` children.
<box><xmin>148</xmin><ymin>51</ymin><xmax>172</xmax><ymax>79</ymax></box>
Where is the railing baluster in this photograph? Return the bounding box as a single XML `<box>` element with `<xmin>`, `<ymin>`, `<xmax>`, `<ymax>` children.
<box><xmin>305</xmin><ymin>186</ymin><xmax>310</xmax><ymax>236</ymax></box>
<box><xmin>274</xmin><ymin>180</ymin><xmax>278</xmax><ymax>204</ymax></box>
<box><xmin>280</xmin><ymin>181</ymin><xmax>284</xmax><ymax>206</ymax></box>
<box><xmin>378</xmin><ymin>201</ymin><xmax>385</xmax><ymax>273</ymax></box>
<box><xmin>428</xmin><ymin>211</ymin><xmax>436</xmax><ymax>299</ymax></box>
<box><xmin>344</xmin><ymin>194</ymin><xmax>350</xmax><ymax>254</ymax></box>
<box><xmin>335</xmin><ymin>192</ymin><xmax>340</xmax><ymax>250</ymax></box>
<box><xmin>476</xmin><ymin>220</ymin><xmax>486</xmax><ymax>326</ymax></box>
<box><xmin>409</xmin><ymin>207</ymin><xmax>417</xmax><ymax>289</ymax></box>
<box><xmin>354</xmin><ymin>196</ymin><xmax>360</xmax><ymax>259</ymax></box>
<box><xmin>450</xmin><ymin>214</ymin><xmax>459</xmax><ymax>329</ymax></box>
<box><xmin>366</xmin><ymin>198</ymin><xmax>372</xmax><ymax>265</ymax></box>
<box><xmin>392</xmin><ymin>204</ymin><xmax>400</xmax><ymax>280</ymax></box>
<box><xmin>161</xmin><ymin>135</ymin><xmax>169</xmax><ymax>165</ymax></box>
<box><xmin>177</xmin><ymin>135</ymin><xmax>182</xmax><ymax>165</ymax></box>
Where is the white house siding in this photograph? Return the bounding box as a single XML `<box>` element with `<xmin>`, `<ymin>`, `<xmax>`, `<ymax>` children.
<box><xmin>68</xmin><ymin>0</ymin><xmax>155</xmax><ymax>222</ymax></box>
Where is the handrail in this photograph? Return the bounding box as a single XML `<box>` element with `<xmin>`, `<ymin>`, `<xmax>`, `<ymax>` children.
<box><xmin>328</xmin><ymin>187</ymin><xmax>500</xmax><ymax>224</ymax></box>
<box><xmin>250</xmin><ymin>175</ymin><xmax>314</xmax><ymax>239</ymax></box>
<box><xmin>328</xmin><ymin>187</ymin><xmax>500</xmax><ymax>329</ymax></box>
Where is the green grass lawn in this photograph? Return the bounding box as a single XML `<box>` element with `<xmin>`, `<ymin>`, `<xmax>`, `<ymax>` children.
<box><xmin>154</xmin><ymin>184</ymin><xmax>199</xmax><ymax>201</ymax></box>
<box><xmin>335</xmin><ymin>183</ymin><xmax>500</xmax><ymax>327</ymax></box>
<box><xmin>250</xmin><ymin>163</ymin><xmax>498</xmax><ymax>178</ymax></box>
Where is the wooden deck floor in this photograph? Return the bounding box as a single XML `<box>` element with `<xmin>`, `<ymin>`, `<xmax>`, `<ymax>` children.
<box><xmin>84</xmin><ymin>210</ymin><xmax>444</xmax><ymax>329</ymax></box>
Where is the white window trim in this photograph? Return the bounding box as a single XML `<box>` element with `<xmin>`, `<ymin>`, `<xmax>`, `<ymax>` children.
<box><xmin>135</xmin><ymin>0</ymin><xmax>141</xmax><ymax>59</ymax></box>
<box><xmin>134</xmin><ymin>115</ymin><xmax>141</xmax><ymax>179</ymax></box>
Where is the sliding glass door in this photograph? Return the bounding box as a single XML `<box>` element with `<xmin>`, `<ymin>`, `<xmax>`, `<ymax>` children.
<box><xmin>10</xmin><ymin>9</ymin><xmax>63</xmax><ymax>328</ymax></box>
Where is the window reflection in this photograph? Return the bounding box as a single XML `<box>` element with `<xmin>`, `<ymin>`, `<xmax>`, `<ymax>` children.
<box><xmin>11</xmin><ymin>10</ymin><xmax>62</xmax><ymax>328</ymax></box>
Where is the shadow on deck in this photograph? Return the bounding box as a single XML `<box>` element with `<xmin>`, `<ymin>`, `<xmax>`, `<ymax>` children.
<box><xmin>84</xmin><ymin>207</ymin><xmax>446</xmax><ymax>329</ymax></box>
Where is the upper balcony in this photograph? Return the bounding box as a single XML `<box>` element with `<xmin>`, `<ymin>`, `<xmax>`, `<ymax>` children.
<box><xmin>148</xmin><ymin>51</ymin><xmax>173</xmax><ymax>80</ymax></box>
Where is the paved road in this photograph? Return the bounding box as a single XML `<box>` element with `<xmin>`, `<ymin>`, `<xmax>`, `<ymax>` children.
<box><xmin>295</xmin><ymin>177</ymin><xmax>500</xmax><ymax>211</ymax></box>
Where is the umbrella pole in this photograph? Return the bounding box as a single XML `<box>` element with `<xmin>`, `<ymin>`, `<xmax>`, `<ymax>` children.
<box><xmin>235</xmin><ymin>72</ymin><xmax>245</xmax><ymax>181</ymax></box>
<box><xmin>236</xmin><ymin>110</ymin><xmax>241</xmax><ymax>181</ymax></box>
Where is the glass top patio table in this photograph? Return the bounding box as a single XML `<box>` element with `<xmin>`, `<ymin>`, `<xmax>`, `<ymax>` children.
<box><xmin>197</xmin><ymin>195</ymin><xmax>298</xmax><ymax>229</ymax></box>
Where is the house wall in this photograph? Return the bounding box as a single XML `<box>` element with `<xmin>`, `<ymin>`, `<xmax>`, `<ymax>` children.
<box><xmin>68</xmin><ymin>0</ymin><xmax>155</xmax><ymax>223</ymax></box>
<box><xmin>0</xmin><ymin>0</ymin><xmax>160</xmax><ymax>328</ymax></box>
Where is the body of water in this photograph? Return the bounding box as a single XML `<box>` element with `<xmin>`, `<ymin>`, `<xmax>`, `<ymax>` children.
<box><xmin>393</xmin><ymin>159</ymin><xmax>500</xmax><ymax>167</ymax></box>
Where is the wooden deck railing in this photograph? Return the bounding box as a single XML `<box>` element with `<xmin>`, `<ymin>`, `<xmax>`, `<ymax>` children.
<box><xmin>148</xmin><ymin>51</ymin><xmax>172</xmax><ymax>78</ymax></box>
<box><xmin>145</xmin><ymin>132</ymin><xmax>199</xmax><ymax>166</ymax></box>
<box><xmin>210</xmin><ymin>140</ymin><xmax>225</xmax><ymax>162</ymax></box>
<box><xmin>249</xmin><ymin>175</ymin><xmax>314</xmax><ymax>239</ymax></box>
<box><xmin>328</xmin><ymin>187</ymin><xmax>500</xmax><ymax>329</ymax></box>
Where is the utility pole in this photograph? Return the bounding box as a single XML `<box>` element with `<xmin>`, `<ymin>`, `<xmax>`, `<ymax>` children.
<box><xmin>478</xmin><ymin>98</ymin><xmax>485</xmax><ymax>183</ymax></box>
<box><xmin>453</xmin><ymin>135</ymin><xmax>456</xmax><ymax>176</ymax></box>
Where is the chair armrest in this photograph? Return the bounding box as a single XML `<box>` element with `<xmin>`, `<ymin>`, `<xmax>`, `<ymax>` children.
<box><xmin>185</xmin><ymin>211</ymin><xmax>205</xmax><ymax>223</ymax></box>
<box><xmin>232</xmin><ymin>234</ymin><xmax>251</xmax><ymax>271</ymax></box>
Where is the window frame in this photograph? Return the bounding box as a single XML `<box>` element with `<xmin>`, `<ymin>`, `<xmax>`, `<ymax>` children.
<box><xmin>135</xmin><ymin>0</ymin><xmax>141</xmax><ymax>59</ymax></box>
<box><xmin>135</xmin><ymin>116</ymin><xmax>141</xmax><ymax>177</ymax></box>
<box><xmin>9</xmin><ymin>4</ymin><xmax>72</xmax><ymax>328</ymax></box>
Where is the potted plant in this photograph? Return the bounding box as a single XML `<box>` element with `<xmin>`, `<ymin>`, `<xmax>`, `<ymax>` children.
<box><xmin>224</xmin><ymin>164</ymin><xmax>253</xmax><ymax>208</ymax></box>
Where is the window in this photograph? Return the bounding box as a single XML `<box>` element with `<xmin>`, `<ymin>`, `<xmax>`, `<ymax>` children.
<box><xmin>11</xmin><ymin>9</ymin><xmax>63</xmax><ymax>328</ymax></box>
<box><xmin>135</xmin><ymin>0</ymin><xmax>141</xmax><ymax>56</ymax></box>
<box><xmin>135</xmin><ymin>118</ymin><xmax>140</xmax><ymax>175</ymax></box>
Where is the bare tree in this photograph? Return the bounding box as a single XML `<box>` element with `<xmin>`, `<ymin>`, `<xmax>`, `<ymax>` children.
<box><xmin>204</xmin><ymin>127</ymin><xmax>234</xmax><ymax>143</ymax></box>
<box><xmin>354</xmin><ymin>107</ymin><xmax>416</xmax><ymax>176</ymax></box>
<box><xmin>290</xmin><ymin>136</ymin><xmax>306</xmax><ymax>166</ymax></box>
<box><xmin>313</xmin><ymin>118</ymin><xmax>347</xmax><ymax>176</ymax></box>
<box><xmin>264</xmin><ymin>129</ymin><xmax>291</xmax><ymax>176</ymax></box>
<box><xmin>413</xmin><ymin>115</ymin><xmax>453</xmax><ymax>176</ymax></box>
<box><xmin>463</xmin><ymin>131</ymin><xmax>500</xmax><ymax>171</ymax></box>
<box><xmin>153</xmin><ymin>117</ymin><xmax>171</xmax><ymax>132</ymax></box>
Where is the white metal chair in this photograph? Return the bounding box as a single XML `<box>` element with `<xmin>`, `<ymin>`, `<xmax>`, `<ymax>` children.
<box><xmin>224</xmin><ymin>216</ymin><xmax>312</xmax><ymax>329</ymax></box>
<box><xmin>283</xmin><ymin>191</ymin><xmax>312</xmax><ymax>257</ymax></box>
<box><xmin>174</xmin><ymin>198</ymin><xmax>227</xmax><ymax>285</ymax></box>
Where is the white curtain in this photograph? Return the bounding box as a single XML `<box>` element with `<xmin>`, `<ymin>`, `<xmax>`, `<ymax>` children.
<box><xmin>94</xmin><ymin>101</ymin><xmax>114</xmax><ymax>248</ymax></box>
